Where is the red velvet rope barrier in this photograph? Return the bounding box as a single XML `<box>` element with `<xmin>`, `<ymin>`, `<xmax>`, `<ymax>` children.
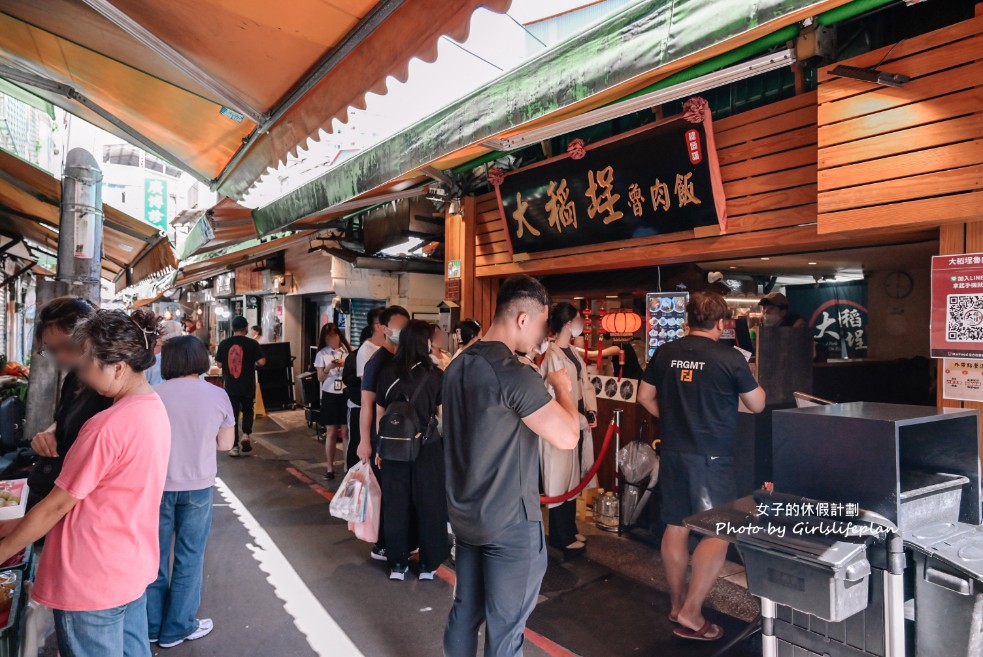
<box><xmin>540</xmin><ymin>422</ymin><xmax>620</xmax><ymax>505</ymax></box>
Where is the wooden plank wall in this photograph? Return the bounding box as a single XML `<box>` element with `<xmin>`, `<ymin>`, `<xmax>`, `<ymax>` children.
<box><xmin>714</xmin><ymin>90</ymin><xmax>818</xmax><ymax>235</ymax></box>
<box><xmin>446</xmin><ymin>196</ymin><xmax>499</xmax><ymax>328</ymax></box>
<box><xmin>817</xmin><ymin>13</ymin><xmax>983</xmax><ymax>234</ymax></box>
<box><xmin>471</xmin><ymin>91</ymin><xmax>821</xmax><ymax>277</ymax></box>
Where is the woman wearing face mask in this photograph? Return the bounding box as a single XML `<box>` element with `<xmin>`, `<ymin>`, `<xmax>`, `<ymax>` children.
<box><xmin>539</xmin><ymin>302</ymin><xmax>598</xmax><ymax>557</ymax></box>
<box><xmin>374</xmin><ymin>320</ymin><xmax>447</xmax><ymax>581</ymax></box>
<box><xmin>27</xmin><ymin>297</ymin><xmax>113</xmax><ymax>510</ymax></box>
<box><xmin>0</xmin><ymin>308</ymin><xmax>171</xmax><ymax>657</ymax></box>
<box><xmin>429</xmin><ymin>324</ymin><xmax>453</xmax><ymax>370</ymax></box>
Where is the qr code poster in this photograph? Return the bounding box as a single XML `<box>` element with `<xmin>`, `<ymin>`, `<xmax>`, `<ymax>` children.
<box><xmin>932</xmin><ymin>255</ymin><xmax>983</xmax><ymax>358</ymax></box>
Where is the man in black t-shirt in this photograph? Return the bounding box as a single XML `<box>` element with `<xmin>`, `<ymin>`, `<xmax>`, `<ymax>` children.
<box><xmin>356</xmin><ymin>305</ymin><xmax>410</xmax><ymax>562</ymax></box>
<box><xmin>443</xmin><ymin>276</ymin><xmax>580</xmax><ymax>657</ymax></box>
<box><xmin>638</xmin><ymin>291</ymin><xmax>765</xmax><ymax>643</ymax></box>
<box><xmin>358</xmin><ymin>306</ymin><xmax>410</xmax><ymax>464</ymax></box>
<box><xmin>215</xmin><ymin>316</ymin><xmax>266</xmax><ymax>457</ymax></box>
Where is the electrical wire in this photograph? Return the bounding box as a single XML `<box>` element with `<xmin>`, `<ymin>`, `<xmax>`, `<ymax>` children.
<box><xmin>504</xmin><ymin>12</ymin><xmax>547</xmax><ymax>48</ymax></box>
<box><xmin>439</xmin><ymin>36</ymin><xmax>503</xmax><ymax>72</ymax></box>
<box><xmin>874</xmin><ymin>39</ymin><xmax>905</xmax><ymax>67</ymax></box>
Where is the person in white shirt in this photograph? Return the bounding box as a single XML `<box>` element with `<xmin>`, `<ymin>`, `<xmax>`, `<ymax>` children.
<box><xmin>314</xmin><ymin>323</ymin><xmax>351</xmax><ymax>480</ymax></box>
<box><xmin>344</xmin><ymin>308</ymin><xmax>385</xmax><ymax>470</ymax></box>
<box><xmin>250</xmin><ymin>325</ymin><xmax>265</xmax><ymax>343</ymax></box>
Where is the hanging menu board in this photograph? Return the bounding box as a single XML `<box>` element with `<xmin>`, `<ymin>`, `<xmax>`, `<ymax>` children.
<box><xmin>646</xmin><ymin>292</ymin><xmax>688</xmax><ymax>363</ymax></box>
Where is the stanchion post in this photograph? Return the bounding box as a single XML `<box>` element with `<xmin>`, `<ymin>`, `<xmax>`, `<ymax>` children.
<box><xmin>612</xmin><ymin>408</ymin><xmax>623</xmax><ymax>536</ymax></box>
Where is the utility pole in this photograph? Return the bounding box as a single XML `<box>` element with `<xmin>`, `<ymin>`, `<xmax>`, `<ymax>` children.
<box><xmin>24</xmin><ymin>148</ymin><xmax>104</xmax><ymax>438</ymax></box>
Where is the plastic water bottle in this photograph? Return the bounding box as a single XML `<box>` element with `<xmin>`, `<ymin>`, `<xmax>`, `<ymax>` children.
<box><xmin>601</xmin><ymin>492</ymin><xmax>620</xmax><ymax>529</ymax></box>
<box><xmin>593</xmin><ymin>488</ymin><xmax>605</xmax><ymax>521</ymax></box>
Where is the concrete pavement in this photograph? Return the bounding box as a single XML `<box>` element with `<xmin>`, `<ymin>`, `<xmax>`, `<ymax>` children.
<box><xmin>41</xmin><ymin>410</ymin><xmax>758</xmax><ymax>657</ymax></box>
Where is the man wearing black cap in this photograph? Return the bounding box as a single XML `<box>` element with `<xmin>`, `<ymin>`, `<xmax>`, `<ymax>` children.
<box><xmin>759</xmin><ymin>292</ymin><xmax>806</xmax><ymax>329</ymax></box>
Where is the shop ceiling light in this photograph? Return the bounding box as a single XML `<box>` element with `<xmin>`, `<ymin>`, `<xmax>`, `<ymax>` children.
<box><xmin>829</xmin><ymin>65</ymin><xmax>910</xmax><ymax>87</ymax></box>
<box><xmin>378</xmin><ymin>237</ymin><xmax>424</xmax><ymax>258</ymax></box>
<box><xmin>482</xmin><ymin>49</ymin><xmax>795</xmax><ymax>151</ymax></box>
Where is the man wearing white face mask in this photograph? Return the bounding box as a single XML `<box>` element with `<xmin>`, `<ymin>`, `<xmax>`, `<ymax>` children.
<box><xmin>539</xmin><ymin>302</ymin><xmax>598</xmax><ymax>557</ymax></box>
<box><xmin>759</xmin><ymin>292</ymin><xmax>806</xmax><ymax>328</ymax></box>
<box><xmin>358</xmin><ymin>305</ymin><xmax>410</xmax><ymax>562</ymax></box>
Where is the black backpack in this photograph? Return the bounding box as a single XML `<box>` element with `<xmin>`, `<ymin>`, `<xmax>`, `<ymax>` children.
<box><xmin>377</xmin><ymin>368</ymin><xmax>435</xmax><ymax>462</ymax></box>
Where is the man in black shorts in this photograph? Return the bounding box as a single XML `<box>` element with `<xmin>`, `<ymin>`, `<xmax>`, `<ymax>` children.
<box><xmin>638</xmin><ymin>291</ymin><xmax>765</xmax><ymax>642</ymax></box>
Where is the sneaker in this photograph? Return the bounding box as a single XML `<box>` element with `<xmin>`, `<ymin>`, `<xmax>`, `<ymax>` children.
<box><xmin>323</xmin><ymin>471</ymin><xmax>335</xmax><ymax>481</ymax></box>
<box><xmin>390</xmin><ymin>565</ymin><xmax>409</xmax><ymax>581</ymax></box>
<box><xmin>159</xmin><ymin>618</ymin><xmax>214</xmax><ymax>648</ymax></box>
<box><xmin>370</xmin><ymin>546</ymin><xmax>387</xmax><ymax>561</ymax></box>
<box><xmin>240</xmin><ymin>436</ymin><xmax>253</xmax><ymax>453</ymax></box>
<box><xmin>419</xmin><ymin>569</ymin><xmax>437</xmax><ymax>581</ymax></box>
<box><xmin>228</xmin><ymin>446</ymin><xmax>241</xmax><ymax>457</ymax></box>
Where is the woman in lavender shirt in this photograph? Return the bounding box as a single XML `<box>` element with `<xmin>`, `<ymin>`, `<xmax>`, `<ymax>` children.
<box><xmin>148</xmin><ymin>336</ymin><xmax>235</xmax><ymax>648</ymax></box>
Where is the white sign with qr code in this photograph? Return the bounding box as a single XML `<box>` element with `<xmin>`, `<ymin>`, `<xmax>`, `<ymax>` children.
<box><xmin>946</xmin><ymin>294</ymin><xmax>983</xmax><ymax>342</ymax></box>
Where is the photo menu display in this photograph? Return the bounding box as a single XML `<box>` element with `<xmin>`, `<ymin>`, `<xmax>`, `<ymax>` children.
<box><xmin>646</xmin><ymin>292</ymin><xmax>688</xmax><ymax>363</ymax></box>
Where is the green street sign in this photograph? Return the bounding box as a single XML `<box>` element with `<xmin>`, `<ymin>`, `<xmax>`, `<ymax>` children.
<box><xmin>144</xmin><ymin>178</ymin><xmax>168</xmax><ymax>231</ymax></box>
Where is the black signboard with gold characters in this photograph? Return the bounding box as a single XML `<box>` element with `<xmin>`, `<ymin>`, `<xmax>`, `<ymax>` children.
<box><xmin>494</xmin><ymin>98</ymin><xmax>727</xmax><ymax>255</ymax></box>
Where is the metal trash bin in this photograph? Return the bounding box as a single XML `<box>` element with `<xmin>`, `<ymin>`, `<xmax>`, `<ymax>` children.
<box><xmin>899</xmin><ymin>470</ymin><xmax>968</xmax><ymax>530</ymax></box>
<box><xmin>738</xmin><ymin>532</ymin><xmax>871</xmax><ymax>623</ymax></box>
<box><xmin>906</xmin><ymin>522</ymin><xmax>983</xmax><ymax>657</ymax></box>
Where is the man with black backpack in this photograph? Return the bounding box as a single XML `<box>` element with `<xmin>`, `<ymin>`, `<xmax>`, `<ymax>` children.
<box><xmin>357</xmin><ymin>305</ymin><xmax>410</xmax><ymax>563</ymax></box>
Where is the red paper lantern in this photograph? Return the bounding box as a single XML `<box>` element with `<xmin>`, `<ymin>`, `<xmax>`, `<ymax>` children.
<box><xmin>600</xmin><ymin>310</ymin><xmax>642</xmax><ymax>338</ymax></box>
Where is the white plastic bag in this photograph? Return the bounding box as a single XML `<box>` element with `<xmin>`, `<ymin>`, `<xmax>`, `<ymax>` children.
<box><xmin>348</xmin><ymin>464</ymin><xmax>381</xmax><ymax>543</ymax></box>
<box><xmin>329</xmin><ymin>463</ymin><xmax>366</xmax><ymax>522</ymax></box>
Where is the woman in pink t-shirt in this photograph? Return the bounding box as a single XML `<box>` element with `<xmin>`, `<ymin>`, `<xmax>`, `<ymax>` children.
<box><xmin>0</xmin><ymin>308</ymin><xmax>170</xmax><ymax>657</ymax></box>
